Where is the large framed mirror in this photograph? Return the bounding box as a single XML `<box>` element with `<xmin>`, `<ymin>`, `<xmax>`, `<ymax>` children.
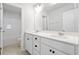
<box><xmin>34</xmin><ymin>3</ymin><xmax>79</xmax><ymax>33</ymax></box>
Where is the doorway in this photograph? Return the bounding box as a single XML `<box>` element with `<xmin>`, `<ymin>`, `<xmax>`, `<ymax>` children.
<box><xmin>0</xmin><ymin>3</ymin><xmax>3</xmax><ymax>54</ymax></box>
<box><xmin>1</xmin><ymin>3</ymin><xmax>22</xmax><ymax>55</ymax></box>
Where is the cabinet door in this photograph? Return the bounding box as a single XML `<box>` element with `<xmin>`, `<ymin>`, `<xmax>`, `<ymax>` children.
<box><xmin>25</xmin><ymin>34</ymin><xmax>32</xmax><ymax>54</ymax></box>
<box><xmin>25</xmin><ymin>34</ymin><xmax>29</xmax><ymax>50</ymax></box>
<box><xmin>41</xmin><ymin>38</ymin><xmax>74</xmax><ymax>55</ymax></box>
<box><xmin>41</xmin><ymin>44</ymin><xmax>66</xmax><ymax>55</ymax></box>
<box><xmin>41</xmin><ymin>44</ymin><xmax>52</xmax><ymax>55</ymax></box>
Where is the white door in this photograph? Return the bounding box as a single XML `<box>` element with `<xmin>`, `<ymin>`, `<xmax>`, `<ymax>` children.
<box><xmin>25</xmin><ymin>34</ymin><xmax>30</xmax><ymax>50</ymax></box>
<box><xmin>3</xmin><ymin>4</ymin><xmax>21</xmax><ymax>47</ymax></box>
<box><xmin>25</xmin><ymin>34</ymin><xmax>32</xmax><ymax>54</ymax></box>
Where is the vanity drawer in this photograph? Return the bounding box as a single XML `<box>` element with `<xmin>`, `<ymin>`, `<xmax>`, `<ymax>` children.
<box><xmin>33</xmin><ymin>42</ymin><xmax>40</xmax><ymax>52</ymax></box>
<box><xmin>41</xmin><ymin>38</ymin><xmax>75</xmax><ymax>55</ymax></box>
<box><xmin>33</xmin><ymin>35</ymin><xmax>40</xmax><ymax>42</ymax></box>
<box><xmin>41</xmin><ymin>43</ymin><xmax>66</xmax><ymax>55</ymax></box>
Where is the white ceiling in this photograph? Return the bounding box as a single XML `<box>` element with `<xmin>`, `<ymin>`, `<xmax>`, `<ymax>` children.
<box><xmin>3</xmin><ymin>3</ymin><xmax>21</xmax><ymax>13</ymax></box>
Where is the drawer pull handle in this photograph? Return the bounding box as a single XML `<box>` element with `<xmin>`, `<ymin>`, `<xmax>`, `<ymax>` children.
<box><xmin>35</xmin><ymin>38</ymin><xmax>37</xmax><ymax>40</ymax></box>
<box><xmin>49</xmin><ymin>49</ymin><xmax>52</xmax><ymax>52</ymax></box>
<box><xmin>52</xmin><ymin>51</ymin><xmax>55</xmax><ymax>53</ymax></box>
<box><xmin>35</xmin><ymin>45</ymin><xmax>37</xmax><ymax>47</ymax></box>
<box><xmin>27</xmin><ymin>38</ymin><xmax>29</xmax><ymax>40</ymax></box>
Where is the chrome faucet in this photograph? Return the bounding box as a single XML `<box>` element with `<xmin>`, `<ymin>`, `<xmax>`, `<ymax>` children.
<box><xmin>36</xmin><ymin>30</ymin><xmax>39</xmax><ymax>32</ymax></box>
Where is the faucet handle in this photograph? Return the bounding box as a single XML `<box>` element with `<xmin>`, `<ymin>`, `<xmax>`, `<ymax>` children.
<box><xmin>59</xmin><ymin>31</ymin><xmax>64</xmax><ymax>36</ymax></box>
<box><xmin>36</xmin><ymin>30</ymin><xmax>39</xmax><ymax>32</ymax></box>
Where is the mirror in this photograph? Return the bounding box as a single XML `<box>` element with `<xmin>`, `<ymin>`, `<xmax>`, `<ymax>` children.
<box><xmin>36</xmin><ymin>3</ymin><xmax>79</xmax><ymax>32</ymax></box>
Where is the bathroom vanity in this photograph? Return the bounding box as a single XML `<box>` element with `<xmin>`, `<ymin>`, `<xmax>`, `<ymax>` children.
<box><xmin>24</xmin><ymin>31</ymin><xmax>79</xmax><ymax>55</ymax></box>
<box><xmin>23</xmin><ymin>4</ymin><xmax>79</xmax><ymax>55</ymax></box>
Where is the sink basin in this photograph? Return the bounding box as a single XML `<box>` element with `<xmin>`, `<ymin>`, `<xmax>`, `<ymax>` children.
<box><xmin>36</xmin><ymin>32</ymin><xmax>78</xmax><ymax>40</ymax></box>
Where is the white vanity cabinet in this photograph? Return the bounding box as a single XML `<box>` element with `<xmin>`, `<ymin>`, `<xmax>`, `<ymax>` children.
<box><xmin>24</xmin><ymin>32</ymin><xmax>79</xmax><ymax>55</ymax></box>
<box><xmin>25</xmin><ymin>33</ymin><xmax>33</xmax><ymax>54</ymax></box>
<box><xmin>41</xmin><ymin>38</ymin><xmax>75</xmax><ymax>55</ymax></box>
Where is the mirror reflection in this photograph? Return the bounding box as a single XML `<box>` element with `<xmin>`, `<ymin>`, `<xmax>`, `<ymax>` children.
<box><xmin>34</xmin><ymin>3</ymin><xmax>79</xmax><ymax>32</ymax></box>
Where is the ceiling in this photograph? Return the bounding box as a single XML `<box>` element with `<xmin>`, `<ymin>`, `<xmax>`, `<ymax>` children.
<box><xmin>3</xmin><ymin>3</ymin><xmax>21</xmax><ymax>13</ymax></box>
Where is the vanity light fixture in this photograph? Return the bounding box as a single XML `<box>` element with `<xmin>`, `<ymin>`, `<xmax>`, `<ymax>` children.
<box><xmin>34</xmin><ymin>3</ymin><xmax>43</xmax><ymax>14</ymax></box>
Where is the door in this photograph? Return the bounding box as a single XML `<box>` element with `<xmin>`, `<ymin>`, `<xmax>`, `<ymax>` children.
<box><xmin>3</xmin><ymin>4</ymin><xmax>21</xmax><ymax>47</ymax></box>
<box><xmin>25</xmin><ymin>34</ymin><xmax>32</xmax><ymax>54</ymax></box>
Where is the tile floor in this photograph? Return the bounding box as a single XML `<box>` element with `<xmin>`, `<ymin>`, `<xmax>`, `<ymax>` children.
<box><xmin>2</xmin><ymin>43</ymin><xmax>30</xmax><ymax>55</ymax></box>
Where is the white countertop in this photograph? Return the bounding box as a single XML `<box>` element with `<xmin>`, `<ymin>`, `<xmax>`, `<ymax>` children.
<box><xmin>25</xmin><ymin>31</ymin><xmax>79</xmax><ymax>45</ymax></box>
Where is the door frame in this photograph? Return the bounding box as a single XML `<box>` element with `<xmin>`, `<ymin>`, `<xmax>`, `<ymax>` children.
<box><xmin>0</xmin><ymin>3</ymin><xmax>3</xmax><ymax>54</ymax></box>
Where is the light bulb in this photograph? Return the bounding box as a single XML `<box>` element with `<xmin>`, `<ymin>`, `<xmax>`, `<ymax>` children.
<box><xmin>35</xmin><ymin>4</ymin><xmax>43</xmax><ymax>14</ymax></box>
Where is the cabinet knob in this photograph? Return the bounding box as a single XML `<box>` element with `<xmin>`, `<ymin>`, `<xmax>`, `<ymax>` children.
<box><xmin>49</xmin><ymin>49</ymin><xmax>52</xmax><ymax>52</ymax></box>
<box><xmin>35</xmin><ymin>45</ymin><xmax>37</xmax><ymax>47</ymax></box>
<box><xmin>35</xmin><ymin>38</ymin><xmax>37</xmax><ymax>40</ymax></box>
<box><xmin>52</xmin><ymin>51</ymin><xmax>55</xmax><ymax>53</ymax></box>
<box><xmin>27</xmin><ymin>38</ymin><xmax>29</xmax><ymax>40</ymax></box>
